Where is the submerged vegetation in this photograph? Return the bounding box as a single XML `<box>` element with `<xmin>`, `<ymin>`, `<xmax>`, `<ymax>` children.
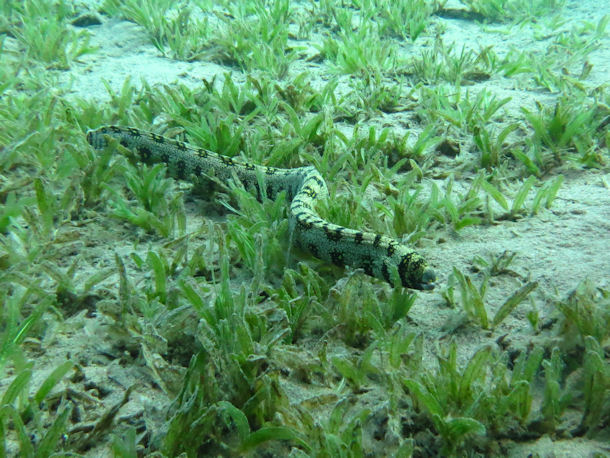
<box><xmin>0</xmin><ymin>0</ymin><xmax>608</xmax><ymax>456</ymax></box>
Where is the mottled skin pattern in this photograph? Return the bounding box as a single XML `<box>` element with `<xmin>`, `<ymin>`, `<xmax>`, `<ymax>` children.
<box><xmin>87</xmin><ymin>126</ymin><xmax>436</xmax><ymax>289</ymax></box>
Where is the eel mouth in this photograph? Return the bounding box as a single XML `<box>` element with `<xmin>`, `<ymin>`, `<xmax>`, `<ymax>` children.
<box><xmin>418</xmin><ymin>268</ymin><xmax>437</xmax><ymax>290</ymax></box>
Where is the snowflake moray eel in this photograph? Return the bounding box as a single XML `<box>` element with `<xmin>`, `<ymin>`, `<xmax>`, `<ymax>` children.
<box><xmin>87</xmin><ymin>126</ymin><xmax>436</xmax><ymax>290</ymax></box>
